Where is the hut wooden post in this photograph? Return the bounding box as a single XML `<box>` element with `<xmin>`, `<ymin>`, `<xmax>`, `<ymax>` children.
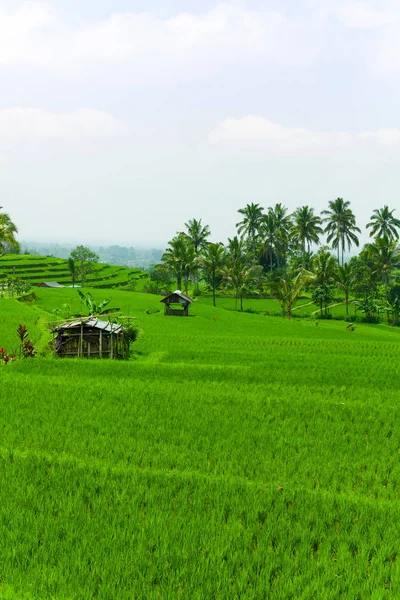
<box><xmin>80</xmin><ymin>321</ymin><xmax>84</xmax><ymax>358</ymax></box>
<box><xmin>110</xmin><ymin>333</ymin><xmax>113</xmax><ymax>359</ymax></box>
<box><xmin>99</xmin><ymin>330</ymin><xmax>103</xmax><ymax>358</ymax></box>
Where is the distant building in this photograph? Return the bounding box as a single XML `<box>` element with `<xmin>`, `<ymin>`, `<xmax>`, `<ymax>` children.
<box><xmin>36</xmin><ymin>282</ymin><xmax>64</xmax><ymax>288</ymax></box>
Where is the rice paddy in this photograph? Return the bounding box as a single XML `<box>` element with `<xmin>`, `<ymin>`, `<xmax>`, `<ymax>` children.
<box><xmin>1</xmin><ymin>288</ymin><xmax>400</xmax><ymax>598</ymax></box>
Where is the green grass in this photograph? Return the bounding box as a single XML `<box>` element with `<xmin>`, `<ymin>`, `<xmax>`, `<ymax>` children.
<box><xmin>0</xmin><ymin>290</ymin><xmax>400</xmax><ymax>598</ymax></box>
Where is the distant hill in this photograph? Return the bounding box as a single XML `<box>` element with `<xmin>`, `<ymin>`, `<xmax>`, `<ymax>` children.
<box><xmin>0</xmin><ymin>254</ymin><xmax>148</xmax><ymax>289</ymax></box>
<box><xmin>20</xmin><ymin>242</ymin><xmax>163</xmax><ymax>269</ymax></box>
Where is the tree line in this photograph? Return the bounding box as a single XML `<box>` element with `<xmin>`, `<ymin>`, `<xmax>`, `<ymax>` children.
<box><xmin>154</xmin><ymin>200</ymin><xmax>400</xmax><ymax>321</ymax></box>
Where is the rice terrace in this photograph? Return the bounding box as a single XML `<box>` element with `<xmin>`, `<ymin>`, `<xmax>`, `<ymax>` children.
<box><xmin>1</xmin><ymin>200</ymin><xmax>400</xmax><ymax>599</ymax></box>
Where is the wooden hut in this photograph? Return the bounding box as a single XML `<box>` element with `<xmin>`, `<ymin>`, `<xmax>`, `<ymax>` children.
<box><xmin>51</xmin><ymin>317</ymin><xmax>129</xmax><ymax>359</ymax></box>
<box><xmin>160</xmin><ymin>290</ymin><xmax>193</xmax><ymax>316</ymax></box>
<box><xmin>37</xmin><ymin>282</ymin><xmax>64</xmax><ymax>288</ymax></box>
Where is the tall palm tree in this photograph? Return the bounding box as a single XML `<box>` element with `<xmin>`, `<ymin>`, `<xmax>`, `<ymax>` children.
<box><xmin>335</xmin><ymin>263</ymin><xmax>355</xmax><ymax>317</ymax></box>
<box><xmin>184</xmin><ymin>218</ymin><xmax>211</xmax><ymax>292</ymax></box>
<box><xmin>184</xmin><ymin>218</ymin><xmax>211</xmax><ymax>253</ymax></box>
<box><xmin>260</xmin><ymin>210</ymin><xmax>277</xmax><ymax>271</ymax></box>
<box><xmin>201</xmin><ymin>243</ymin><xmax>226</xmax><ymax>307</ymax></box>
<box><xmin>236</xmin><ymin>203</ymin><xmax>264</xmax><ymax>251</ymax></box>
<box><xmin>366</xmin><ymin>206</ymin><xmax>400</xmax><ymax>240</ymax></box>
<box><xmin>322</xmin><ymin>198</ymin><xmax>361</xmax><ymax>266</ymax></box>
<box><xmin>0</xmin><ymin>207</ymin><xmax>20</xmax><ymax>254</ymax></box>
<box><xmin>260</xmin><ymin>204</ymin><xmax>292</xmax><ymax>270</ymax></box>
<box><xmin>162</xmin><ymin>233</ymin><xmax>196</xmax><ymax>293</ymax></box>
<box><xmin>291</xmin><ymin>206</ymin><xmax>323</xmax><ymax>263</ymax></box>
<box><xmin>270</xmin><ymin>203</ymin><xmax>292</xmax><ymax>266</ymax></box>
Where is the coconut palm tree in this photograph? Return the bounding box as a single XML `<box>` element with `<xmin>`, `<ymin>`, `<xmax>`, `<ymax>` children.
<box><xmin>184</xmin><ymin>218</ymin><xmax>211</xmax><ymax>253</ymax></box>
<box><xmin>0</xmin><ymin>207</ymin><xmax>20</xmax><ymax>254</ymax></box>
<box><xmin>267</xmin><ymin>269</ymin><xmax>314</xmax><ymax>320</ymax></box>
<box><xmin>236</xmin><ymin>203</ymin><xmax>264</xmax><ymax>252</ymax></box>
<box><xmin>335</xmin><ymin>263</ymin><xmax>355</xmax><ymax>317</ymax></box>
<box><xmin>364</xmin><ymin>235</ymin><xmax>400</xmax><ymax>285</ymax></box>
<box><xmin>184</xmin><ymin>218</ymin><xmax>211</xmax><ymax>292</ymax></box>
<box><xmin>260</xmin><ymin>210</ymin><xmax>278</xmax><ymax>271</ymax></box>
<box><xmin>290</xmin><ymin>206</ymin><xmax>323</xmax><ymax>263</ymax></box>
<box><xmin>200</xmin><ymin>243</ymin><xmax>226</xmax><ymax>307</ymax></box>
<box><xmin>312</xmin><ymin>248</ymin><xmax>337</xmax><ymax>285</ymax></box>
<box><xmin>162</xmin><ymin>233</ymin><xmax>197</xmax><ymax>293</ymax></box>
<box><xmin>221</xmin><ymin>261</ymin><xmax>262</xmax><ymax>311</ymax></box>
<box><xmin>260</xmin><ymin>204</ymin><xmax>292</xmax><ymax>270</ymax></box>
<box><xmin>366</xmin><ymin>206</ymin><xmax>400</xmax><ymax>240</ymax></box>
<box><xmin>322</xmin><ymin>198</ymin><xmax>361</xmax><ymax>266</ymax></box>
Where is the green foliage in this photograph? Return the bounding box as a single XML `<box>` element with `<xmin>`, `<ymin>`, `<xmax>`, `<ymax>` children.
<box><xmin>70</xmin><ymin>245</ymin><xmax>99</xmax><ymax>286</ymax></box>
<box><xmin>77</xmin><ymin>290</ymin><xmax>117</xmax><ymax>316</ymax></box>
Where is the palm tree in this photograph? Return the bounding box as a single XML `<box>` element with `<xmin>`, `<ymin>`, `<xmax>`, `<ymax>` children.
<box><xmin>366</xmin><ymin>206</ymin><xmax>400</xmax><ymax>240</ymax></box>
<box><xmin>0</xmin><ymin>207</ymin><xmax>20</xmax><ymax>254</ymax></box>
<box><xmin>364</xmin><ymin>235</ymin><xmax>400</xmax><ymax>285</ymax></box>
<box><xmin>260</xmin><ymin>210</ymin><xmax>277</xmax><ymax>271</ymax></box>
<box><xmin>260</xmin><ymin>204</ymin><xmax>292</xmax><ymax>270</ymax></box>
<box><xmin>201</xmin><ymin>243</ymin><xmax>226</xmax><ymax>307</ymax></box>
<box><xmin>184</xmin><ymin>218</ymin><xmax>211</xmax><ymax>292</ymax></box>
<box><xmin>221</xmin><ymin>261</ymin><xmax>262</xmax><ymax>311</ymax></box>
<box><xmin>226</xmin><ymin>236</ymin><xmax>246</xmax><ymax>263</ymax></box>
<box><xmin>291</xmin><ymin>206</ymin><xmax>323</xmax><ymax>263</ymax></box>
<box><xmin>335</xmin><ymin>263</ymin><xmax>355</xmax><ymax>317</ymax></box>
<box><xmin>322</xmin><ymin>198</ymin><xmax>361</xmax><ymax>266</ymax></box>
<box><xmin>236</xmin><ymin>203</ymin><xmax>264</xmax><ymax>252</ymax></box>
<box><xmin>267</xmin><ymin>269</ymin><xmax>314</xmax><ymax>320</ymax></box>
<box><xmin>312</xmin><ymin>248</ymin><xmax>337</xmax><ymax>285</ymax></box>
<box><xmin>184</xmin><ymin>218</ymin><xmax>211</xmax><ymax>253</ymax></box>
<box><xmin>270</xmin><ymin>203</ymin><xmax>292</xmax><ymax>267</ymax></box>
<box><xmin>162</xmin><ymin>234</ymin><xmax>197</xmax><ymax>293</ymax></box>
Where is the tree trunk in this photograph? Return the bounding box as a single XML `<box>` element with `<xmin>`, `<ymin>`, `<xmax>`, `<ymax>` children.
<box><xmin>345</xmin><ymin>293</ymin><xmax>349</xmax><ymax>317</ymax></box>
<box><xmin>177</xmin><ymin>275</ymin><xmax>182</xmax><ymax>290</ymax></box>
<box><xmin>240</xmin><ymin>295</ymin><xmax>243</xmax><ymax>312</ymax></box>
<box><xmin>212</xmin><ymin>271</ymin><xmax>216</xmax><ymax>307</ymax></box>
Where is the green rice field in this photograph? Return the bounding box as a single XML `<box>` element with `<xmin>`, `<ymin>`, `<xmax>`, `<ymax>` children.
<box><xmin>0</xmin><ymin>255</ymin><xmax>146</xmax><ymax>289</ymax></box>
<box><xmin>0</xmin><ymin>288</ymin><xmax>400</xmax><ymax>598</ymax></box>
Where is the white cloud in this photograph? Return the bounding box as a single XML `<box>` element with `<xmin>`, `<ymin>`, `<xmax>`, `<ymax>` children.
<box><xmin>209</xmin><ymin>115</ymin><xmax>400</xmax><ymax>150</ymax></box>
<box><xmin>0</xmin><ymin>108</ymin><xmax>123</xmax><ymax>140</ymax></box>
<box><xmin>0</xmin><ymin>2</ymin><xmax>320</xmax><ymax>77</ymax></box>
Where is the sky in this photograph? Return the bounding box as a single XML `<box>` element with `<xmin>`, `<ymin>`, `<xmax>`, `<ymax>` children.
<box><xmin>1</xmin><ymin>0</ymin><xmax>400</xmax><ymax>247</ymax></box>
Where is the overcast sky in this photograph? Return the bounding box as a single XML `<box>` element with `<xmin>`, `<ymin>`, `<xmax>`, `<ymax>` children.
<box><xmin>2</xmin><ymin>0</ymin><xmax>400</xmax><ymax>246</ymax></box>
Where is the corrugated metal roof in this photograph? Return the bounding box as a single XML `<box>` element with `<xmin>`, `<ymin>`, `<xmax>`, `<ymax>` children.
<box><xmin>53</xmin><ymin>318</ymin><xmax>123</xmax><ymax>334</ymax></box>
<box><xmin>37</xmin><ymin>282</ymin><xmax>63</xmax><ymax>288</ymax></box>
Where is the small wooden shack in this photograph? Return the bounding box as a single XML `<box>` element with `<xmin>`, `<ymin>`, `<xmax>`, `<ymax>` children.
<box><xmin>51</xmin><ymin>317</ymin><xmax>129</xmax><ymax>359</ymax></box>
<box><xmin>37</xmin><ymin>282</ymin><xmax>64</xmax><ymax>288</ymax></box>
<box><xmin>160</xmin><ymin>290</ymin><xmax>193</xmax><ymax>316</ymax></box>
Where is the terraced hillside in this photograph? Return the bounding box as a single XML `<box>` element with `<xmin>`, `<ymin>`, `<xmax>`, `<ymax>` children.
<box><xmin>0</xmin><ymin>254</ymin><xmax>147</xmax><ymax>289</ymax></box>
